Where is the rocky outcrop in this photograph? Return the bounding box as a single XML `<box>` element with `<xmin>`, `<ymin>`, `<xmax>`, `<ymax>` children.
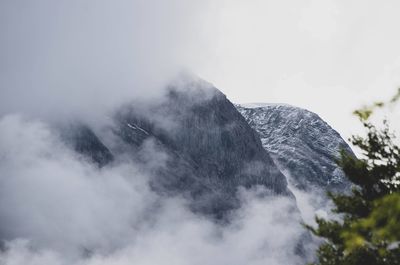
<box><xmin>237</xmin><ymin>104</ymin><xmax>352</xmax><ymax>192</ymax></box>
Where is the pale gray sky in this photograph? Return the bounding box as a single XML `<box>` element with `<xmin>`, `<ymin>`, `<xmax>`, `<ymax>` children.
<box><xmin>1</xmin><ymin>0</ymin><xmax>400</xmax><ymax>141</ymax></box>
<box><xmin>193</xmin><ymin>0</ymin><xmax>400</xmax><ymax>141</ymax></box>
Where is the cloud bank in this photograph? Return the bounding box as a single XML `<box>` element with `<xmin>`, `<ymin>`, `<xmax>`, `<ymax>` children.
<box><xmin>0</xmin><ymin>114</ymin><xmax>313</xmax><ymax>265</ymax></box>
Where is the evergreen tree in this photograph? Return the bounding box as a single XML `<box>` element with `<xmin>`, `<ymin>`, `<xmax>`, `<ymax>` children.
<box><xmin>307</xmin><ymin>89</ymin><xmax>400</xmax><ymax>265</ymax></box>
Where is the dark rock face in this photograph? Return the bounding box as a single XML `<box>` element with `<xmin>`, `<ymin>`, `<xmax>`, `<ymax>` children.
<box><xmin>60</xmin><ymin>123</ymin><xmax>114</xmax><ymax>167</ymax></box>
<box><xmin>61</xmin><ymin>81</ymin><xmax>291</xmax><ymax>217</ymax></box>
<box><xmin>237</xmin><ymin>104</ymin><xmax>352</xmax><ymax>192</ymax></box>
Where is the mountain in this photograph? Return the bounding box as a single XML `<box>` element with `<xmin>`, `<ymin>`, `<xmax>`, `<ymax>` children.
<box><xmin>56</xmin><ymin>79</ymin><xmax>355</xmax><ymax>262</ymax></box>
<box><xmin>60</xmin><ymin>79</ymin><xmax>292</xmax><ymax>218</ymax></box>
<box><xmin>60</xmin><ymin>123</ymin><xmax>114</xmax><ymax>167</ymax></box>
<box><xmin>236</xmin><ymin>103</ymin><xmax>352</xmax><ymax>192</ymax></box>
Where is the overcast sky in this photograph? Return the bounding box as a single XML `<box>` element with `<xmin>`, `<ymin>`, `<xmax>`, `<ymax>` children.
<box><xmin>194</xmin><ymin>0</ymin><xmax>400</xmax><ymax>140</ymax></box>
<box><xmin>1</xmin><ymin>0</ymin><xmax>400</xmax><ymax>140</ymax></box>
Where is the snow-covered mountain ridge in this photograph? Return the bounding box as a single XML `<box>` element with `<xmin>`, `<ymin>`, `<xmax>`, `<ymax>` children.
<box><xmin>236</xmin><ymin>104</ymin><xmax>352</xmax><ymax>192</ymax></box>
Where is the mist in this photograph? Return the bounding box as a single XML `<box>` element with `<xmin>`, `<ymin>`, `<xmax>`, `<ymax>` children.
<box><xmin>0</xmin><ymin>114</ymin><xmax>316</xmax><ymax>265</ymax></box>
<box><xmin>0</xmin><ymin>0</ymin><xmax>218</xmax><ymax>122</ymax></box>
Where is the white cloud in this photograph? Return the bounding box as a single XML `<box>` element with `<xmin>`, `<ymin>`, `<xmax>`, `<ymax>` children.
<box><xmin>298</xmin><ymin>0</ymin><xmax>340</xmax><ymax>41</ymax></box>
<box><xmin>0</xmin><ymin>115</ymin><xmax>311</xmax><ymax>265</ymax></box>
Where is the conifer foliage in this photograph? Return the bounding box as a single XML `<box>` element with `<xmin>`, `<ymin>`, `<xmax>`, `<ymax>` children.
<box><xmin>307</xmin><ymin>90</ymin><xmax>400</xmax><ymax>265</ymax></box>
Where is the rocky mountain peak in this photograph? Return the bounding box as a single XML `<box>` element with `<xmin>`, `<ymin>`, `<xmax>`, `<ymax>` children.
<box><xmin>237</xmin><ymin>103</ymin><xmax>352</xmax><ymax>192</ymax></box>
